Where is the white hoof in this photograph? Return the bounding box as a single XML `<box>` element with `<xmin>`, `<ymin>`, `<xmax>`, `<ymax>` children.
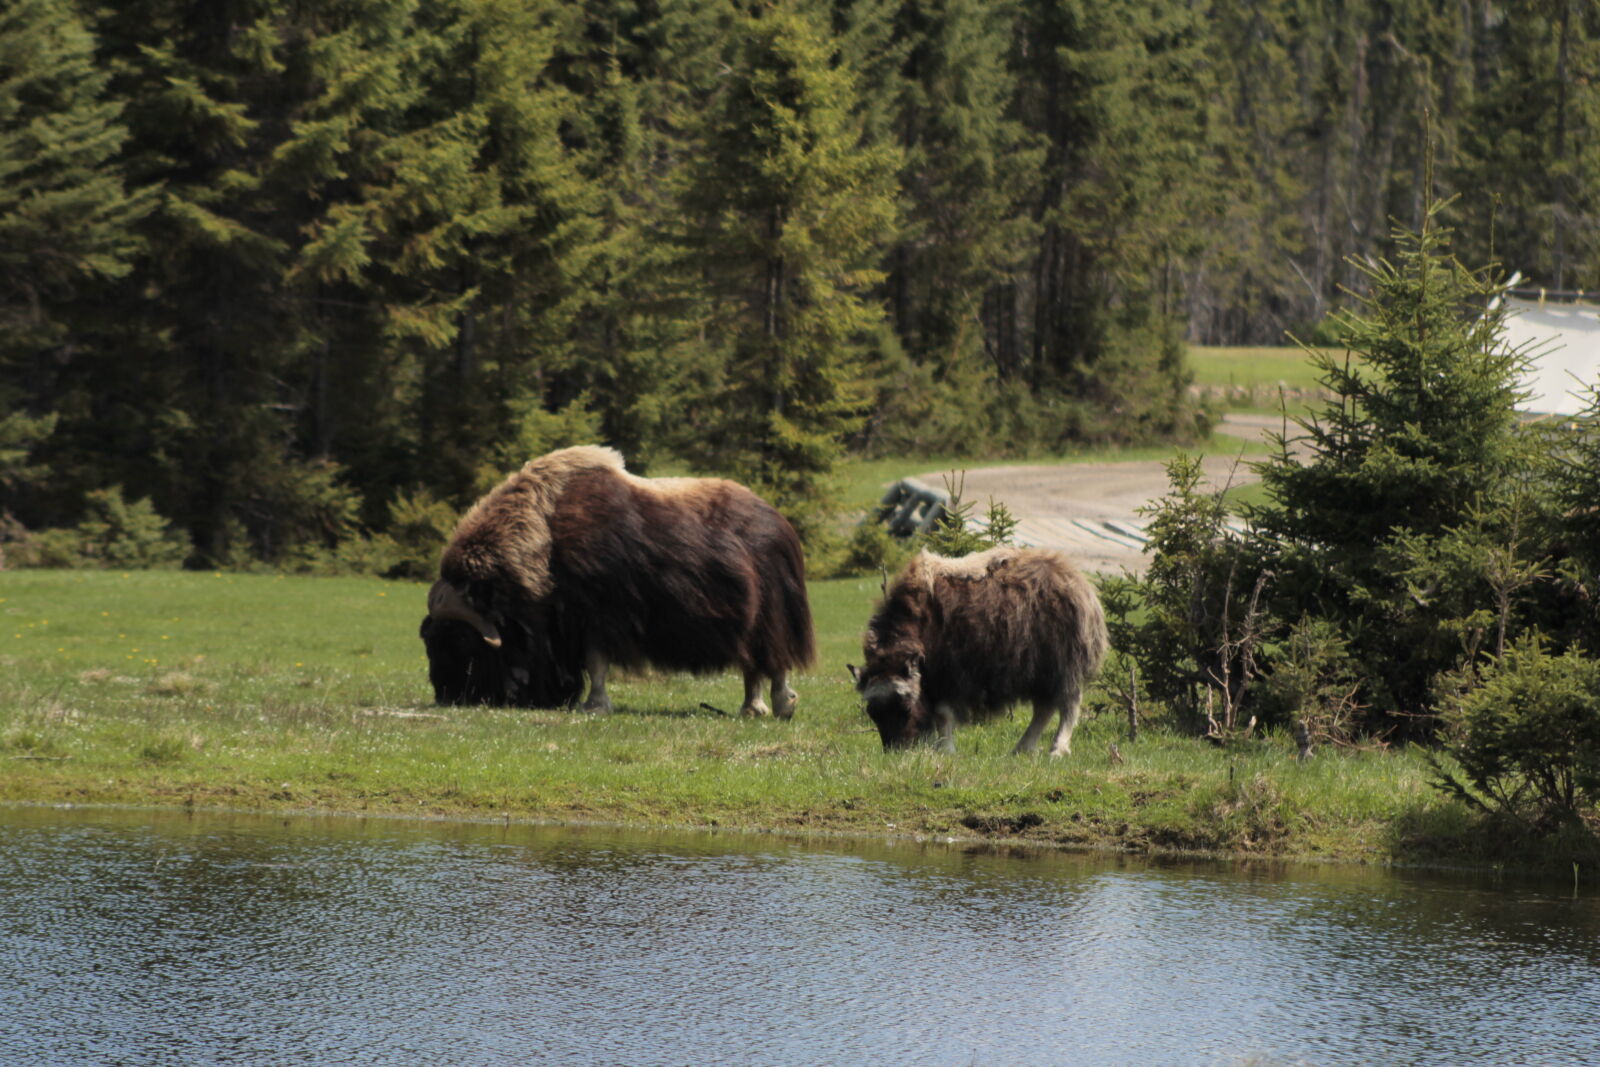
<box><xmin>773</xmin><ymin>688</ymin><xmax>798</xmax><ymax>720</ymax></box>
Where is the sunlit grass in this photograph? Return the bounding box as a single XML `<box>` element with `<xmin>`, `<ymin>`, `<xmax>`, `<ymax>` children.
<box><xmin>0</xmin><ymin>568</ymin><xmax>1509</xmax><ymax>867</ymax></box>
<box><xmin>1188</xmin><ymin>344</ymin><xmax>1350</xmax><ymax>418</ymax></box>
<box><xmin>1188</xmin><ymin>344</ymin><xmax>1340</xmax><ymax>392</ymax></box>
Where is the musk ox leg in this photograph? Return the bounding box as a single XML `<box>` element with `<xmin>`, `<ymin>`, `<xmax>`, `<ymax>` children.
<box><xmin>582</xmin><ymin>647</ymin><xmax>612</xmax><ymax>714</ymax></box>
<box><xmin>771</xmin><ymin>672</ymin><xmax>797</xmax><ymax>721</ymax></box>
<box><xmin>740</xmin><ymin>671</ymin><xmax>797</xmax><ymax>719</ymax></box>
<box><xmin>932</xmin><ymin>703</ymin><xmax>958</xmax><ymax>754</ymax></box>
<box><xmin>740</xmin><ymin>669</ymin><xmax>771</xmax><ymax>717</ymax></box>
<box><xmin>1046</xmin><ymin>685</ymin><xmax>1085</xmax><ymax>758</ymax></box>
<box><xmin>1012</xmin><ymin>701</ymin><xmax>1057</xmax><ymax>755</ymax></box>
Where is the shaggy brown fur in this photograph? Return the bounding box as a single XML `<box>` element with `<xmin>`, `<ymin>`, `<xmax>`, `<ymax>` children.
<box><xmin>441</xmin><ymin>446</ymin><xmax>618</xmax><ymax>602</ymax></box>
<box><xmin>424</xmin><ymin>447</ymin><xmax>815</xmax><ymax>713</ymax></box>
<box><xmin>852</xmin><ymin>547</ymin><xmax>1108</xmax><ymax>755</ymax></box>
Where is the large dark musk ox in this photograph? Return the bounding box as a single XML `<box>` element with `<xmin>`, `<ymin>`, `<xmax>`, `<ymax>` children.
<box><xmin>849</xmin><ymin>546</ymin><xmax>1108</xmax><ymax>755</ymax></box>
<box><xmin>420</xmin><ymin>446</ymin><xmax>815</xmax><ymax>717</ymax></box>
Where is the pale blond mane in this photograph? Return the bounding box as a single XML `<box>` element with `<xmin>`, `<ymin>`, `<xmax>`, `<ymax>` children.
<box><xmin>619</xmin><ymin>470</ymin><xmax>744</xmax><ymax>500</ymax></box>
<box><xmin>903</xmin><ymin>546</ymin><xmax>1020</xmax><ymax>592</ymax></box>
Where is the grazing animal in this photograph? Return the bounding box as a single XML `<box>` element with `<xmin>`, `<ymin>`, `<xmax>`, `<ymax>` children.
<box><xmin>848</xmin><ymin>546</ymin><xmax>1108</xmax><ymax>756</ymax></box>
<box><xmin>421</xmin><ymin>446</ymin><xmax>814</xmax><ymax>716</ymax></box>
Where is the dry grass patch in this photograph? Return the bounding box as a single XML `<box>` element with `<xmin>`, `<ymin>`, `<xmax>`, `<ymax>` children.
<box><xmin>146</xmin><ymin>671</ymin><xmax>206</xmax><ymax>697</ymax></box>
<box><xmin>731</xmin><ymin>742</ymin><xmax>802</xmax><ymax>762</ymax></box>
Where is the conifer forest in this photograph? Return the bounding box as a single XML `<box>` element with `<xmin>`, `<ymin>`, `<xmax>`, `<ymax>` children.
<box><xmin>2</xmin><ymin>0</ymin><xmax>1597</xmax><ymax>569</ymax></box>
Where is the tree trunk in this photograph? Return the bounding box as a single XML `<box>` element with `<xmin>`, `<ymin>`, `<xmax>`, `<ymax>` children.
<box><xmin>1554</xmin><ymin>0</ymin><xmax>1571</xmax><ymax>289</ymax></box>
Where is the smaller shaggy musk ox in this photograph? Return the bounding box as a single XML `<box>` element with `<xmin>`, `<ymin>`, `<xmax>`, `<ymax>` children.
<box><xmin>421</xmin><ymin>446</ymin><xmax>815</xmax><ymax>716</ymax></box>
<box><xmin>849</xmin><ymin>547</ymin><xmax>1107</xmax><ymax>755</ymax></box>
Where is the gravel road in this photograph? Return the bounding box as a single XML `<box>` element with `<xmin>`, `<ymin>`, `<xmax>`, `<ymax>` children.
<box><xmin>912</xmin><ymin>414</ymin><xmax>1291</xmax><ymax>575</ymax></box>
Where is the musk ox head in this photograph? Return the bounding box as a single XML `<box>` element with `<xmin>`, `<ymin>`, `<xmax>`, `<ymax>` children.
<box><xmin>419</xmin><ymin>614</ymin><xmax>506</xmax><ymax>705</ymax></box>
<box><xmin>427</xmin><ymin>580</ymin><xmax>502</xmax><ymax>647</ymax></box>
<box><xmin>419</xmin><ymin>580</ymin><xmax>509</xmax><ymax>705</ymax></box>
<box><xmin>849</xmin><ymin>657</ymin><xmax>929</xmax><ymax>750</ymax></box>
<box><xmin>420</xmin><ymin>580</ymin><xmax>585</xmax><ymax>708</ymax></box>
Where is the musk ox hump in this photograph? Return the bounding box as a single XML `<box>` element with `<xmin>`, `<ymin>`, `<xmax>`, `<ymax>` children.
<box><xmin>901</xmin><ymin>545</ymin><xmax>1018</xmax><ymax>588</ymax></box>
<box><xmin>441</xmin><ymin>445</ymin><xmax>627</xmax><ymax>601</ymax></box>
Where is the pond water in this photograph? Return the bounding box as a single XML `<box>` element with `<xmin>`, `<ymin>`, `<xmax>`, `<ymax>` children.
<box><xmin>2</xmin><ymin>806</ymin><xmax>1597</xmax><ymax>1066</ymax></box>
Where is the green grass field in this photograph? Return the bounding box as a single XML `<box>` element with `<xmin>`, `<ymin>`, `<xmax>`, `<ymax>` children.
<box><xmin>1188</xmin><ymin>344</ymin><xmax>1346</xmax><ymax>416</ymax></box>
<box><xmin>1</xmin><ymin>568</ymin><xmax>1525</xmax><ymax>868</ymax></box>
<box><xmin>2</xmin><ymin>346</ymin><xmax>1574</xmax><ymax>869</ymax></box>
<box><xmin>1187</xmin><ymin>344</ymin><xmax>1334</xmax><ymax>391</ymax></box>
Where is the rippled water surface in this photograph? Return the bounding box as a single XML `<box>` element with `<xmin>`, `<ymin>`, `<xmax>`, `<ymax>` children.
<box><xmin>3</xmin><ymin>806</ymin><xmax>1598</xmax><ymax>1066</ymax></box>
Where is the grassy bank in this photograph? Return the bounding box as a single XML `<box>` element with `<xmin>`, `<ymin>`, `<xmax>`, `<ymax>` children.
<box><xmin>1</xmin><ymin>568</ymin><xmax>1534</xmax><ymax>868</ymax></box>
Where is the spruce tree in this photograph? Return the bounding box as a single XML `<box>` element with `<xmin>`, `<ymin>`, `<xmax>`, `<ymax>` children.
<box><xmin>1251</xmin><ymin>195</ymin><xmax>1532</xmax><ymax>723</ymax></box>
<box><xmin>678</xmin><ymin>2</ymin><xmax>899</xmax><ymax>540</ymax></box>
<box><xmin>81</xmin><ymin>0</ymin><xmax>595</xmax><ymax>557</ymax></box>
<box><xmin>342</xmin><ymin>0</ymin><xmax>595</xmax><ymax>501</ymax></box>
<box><xmin>1013</xmin><ymin>0</ymin><xmax>1218</xmax><ymax>435</ymax></box>
<box><xmin>0</xmin><ymin>0</ymin><xmax>148</xmax><ymax>352</ymax></box>
<box><xmin>1189</xmin><ymin>1</ymin><xmax>1314</xmax><ymax>343</ymax></box>
<box><xmin>884</xmin><ymin>0</ymin><xmax>1040</xmax><ymax>376</ymax></box>
<box><xmin>547</xmin><ymin>0</ymin><xmax>724</xmax><ymax>469</ymax></box>
<box><xmin>88</xmin><ymin>0</ymin><xmax>375</xmax><ymax>561</ymax></box>
<box><xmin>0</xmin><ymin>0</ymin><xmax>151</xmax><ymax>518</ymax></box>
<box><xmin>266</xmin><ymin>0</ymin><xmax>434</xmax><ymax>532</ymax></box>
<box><xmin>1454</xmin><ymin>0</ymin><xmax>1600</xmax><ymax>289</ymax></box>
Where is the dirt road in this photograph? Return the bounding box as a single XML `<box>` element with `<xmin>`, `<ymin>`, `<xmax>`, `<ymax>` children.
<box><xmin>914</xmin><ymin>414</ymin><xmax>1289</xmax><ymax>574</ymax></box>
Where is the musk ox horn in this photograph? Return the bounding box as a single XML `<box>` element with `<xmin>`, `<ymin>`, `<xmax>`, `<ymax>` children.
<box><xmin>427</xmin><ymin>580</ymin><xmax>503</xmax><ymax>648</ymax></box>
